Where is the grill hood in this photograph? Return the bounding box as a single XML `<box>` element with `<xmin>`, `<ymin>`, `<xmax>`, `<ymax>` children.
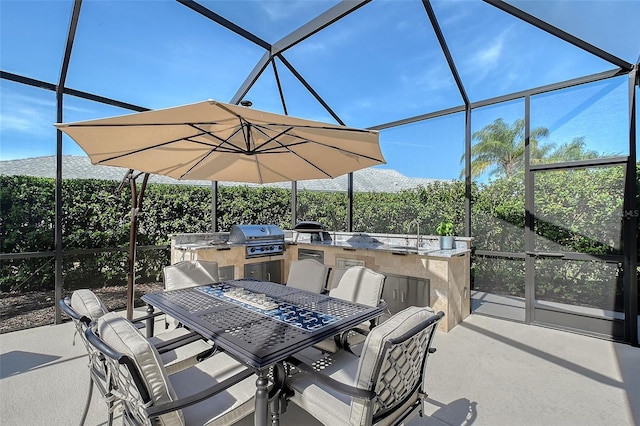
<box><xmin>228</xmin><ymin>224</ymin><xmax>285</xmax><ymax>245</ymax></box>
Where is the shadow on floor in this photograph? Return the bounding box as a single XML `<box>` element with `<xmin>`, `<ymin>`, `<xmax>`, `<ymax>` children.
<box><xmin>424</xmin><ymin>397</ymin><xmax>478</xmax><ymax>425</ymax></box>
<box><xmin>615</xmin><ymin>343</ymin><xmax>640</xmax><ymax>426</ymax></box>
<box><xmin>0</xmin><ymin>350</ymin><xmax>60</xmax><ymax>378</ymax></box>
<box><xmin>459</xmin><ymin>320</ymin><xmax>625</xmax><ymax>388</ymax></box>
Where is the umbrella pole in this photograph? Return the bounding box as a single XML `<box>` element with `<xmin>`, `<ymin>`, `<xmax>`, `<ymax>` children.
<box><xmin>126</xmin><ymin>172</ymin><xmax>149</xmax><ymax>320</ymax></box>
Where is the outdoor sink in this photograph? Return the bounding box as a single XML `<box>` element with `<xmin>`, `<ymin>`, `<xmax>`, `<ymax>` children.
<box><xmin>386</xmin><ymin>245</ymin><xmax>420</xmax><ymax>254</ymax></box>
<box><xmin>207</xmin><ymin>239</ymin><xmax>228</xmax><ymax>245</ymax></box>
<box><xmin>385</xmin><ymin>245</ymin><xmax>439</xmax><ymax>255</ymax></box>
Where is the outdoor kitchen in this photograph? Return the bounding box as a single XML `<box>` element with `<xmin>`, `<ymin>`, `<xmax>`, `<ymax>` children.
<box><xmin>170</xmin><ymin>223</ymin><xmax>472</xmax><ymax>332</ymax></box>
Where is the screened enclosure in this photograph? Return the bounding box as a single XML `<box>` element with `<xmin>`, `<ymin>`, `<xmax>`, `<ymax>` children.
<box><xmin>1</xmin><ymin>0</ymin><xmax>638</xmax><ymax>344</ymax></box>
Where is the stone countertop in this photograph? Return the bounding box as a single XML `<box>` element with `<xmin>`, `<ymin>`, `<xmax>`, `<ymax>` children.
<box><xmin>291</xmin><ymin>239</ymin><xmax>469</xmax><ymax>258</ymax></box>
<box><xmin>171</xmin><ymin>231</ymin><xmax>471</xmax><ymax>258</ymax></box>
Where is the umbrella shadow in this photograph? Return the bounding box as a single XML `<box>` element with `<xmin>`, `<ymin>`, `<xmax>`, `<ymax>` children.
<box><xmin>424</xmin><ymin>397</ymin><xmax>478</xmax><ymax>425</ymax></box>
<box><xmin>0</xmin><ymin>350</ymin><xmax>61</xmax><ymax>378</ymax></box>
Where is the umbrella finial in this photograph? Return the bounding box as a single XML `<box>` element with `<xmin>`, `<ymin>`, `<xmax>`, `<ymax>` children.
<box><xmin>240</xmin><ymin>100</ymin><xmax>252</xmax><ymax>107</ymax></box>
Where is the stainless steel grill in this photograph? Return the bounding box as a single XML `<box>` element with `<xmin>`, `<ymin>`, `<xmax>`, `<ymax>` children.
<box><xmin>228</xmin><ymin>224</ymin><xmax>285</xmax><ymax>258</ymax></box>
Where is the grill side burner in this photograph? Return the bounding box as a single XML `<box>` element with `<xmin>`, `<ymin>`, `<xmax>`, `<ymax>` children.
<box><xmin>228</xmin><ymin>224</ymin><xmax>286</xmax><ymax>258</ymax></box>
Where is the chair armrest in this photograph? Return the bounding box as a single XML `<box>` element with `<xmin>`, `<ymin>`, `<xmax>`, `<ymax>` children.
<box><xmin>59</xmin><ymin>297</ymin><xmax>90</xmax><ymax>324</ymax></box>
<box><xmin>145</xmin><ymin>367</ymin><xmax>255</xmax><ymax>418</ymax></box>
<box><xmin>286</xmin><ymin>356</ymin><xmax>375</xmax><ymax>400</ymax></box>
<box><xmin>336</xmin><ymin>325</ymin><xmax>370</xmax><ymax>354</ymax></box>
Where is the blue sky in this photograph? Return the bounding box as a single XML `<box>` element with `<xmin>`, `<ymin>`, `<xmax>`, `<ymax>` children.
<box><xmin>1</xmin><ymin>0</ymin><xmax>638</xmax><ymax>181</ymax></box>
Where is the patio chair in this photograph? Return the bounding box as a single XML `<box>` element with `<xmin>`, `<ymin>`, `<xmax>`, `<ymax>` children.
<box><xmin>286</xmin><ymin>306</ymin><xmax>444</xmax><ymax>426</ymax></box>
<box><xmin>327</xmin><ymin>267</ymin><xmax>348</xmax><ymax>291</ymax></box>
<box><xmin>163</xmin><ymin>260</ymin><xmax>220</xmax><ymax>329</ymax></box>
<box><xmin>85</xmin><ymin>312</ymin><xmax>256</xmax><ymax>426</ymax></box>
<box><xmin>286</xmin><ymin>258</ymin><xmax>331</xmax><ymax>293</ymax></box>
<box><xmin>314</xmin><ymin>266</ymin><xmax>386</xmax><ymax>354</ymax></box>
<box><xmin>60</xmin><ymin>290</ymin><xmax>214</xmax><ymax>425</ymax></box>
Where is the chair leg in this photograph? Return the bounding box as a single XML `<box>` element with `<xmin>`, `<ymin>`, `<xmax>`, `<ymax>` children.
<box><xmin>107</xmin><ymin>399</ymin><xmax>114</xmax><ymax>426</ymax></box>
<box><xmin>80</xmin><ymin>376</ymin><xmax>94</xmax><ymax>426</ymax></box>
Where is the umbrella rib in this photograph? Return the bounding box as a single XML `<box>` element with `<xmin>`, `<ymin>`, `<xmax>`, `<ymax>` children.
<box><xmin>178</xmin><ymin>122</ymin><xmax>255</xmax><ymax>179</ymax></box>
<box><xmin>188</xmin><ymin>124</ymin><xmax>247</xmax><ymax>153</ymax></box>
<box><xmin>96</xmin><ymin>128</ymin><xmax>244</xmax><ymax>165</ymax></box>
<box><xmin>96</xmin><ymin>133</ymin><xmax>210</xmax><ymax>164</ymax></box>
<box><xmin>246</xmin><ymin>125</ymin><xmax>331</xmax><ymax>178</ymax></box>
<box><xmin>178</xmin><ymin>125</ymin><xmax>249</xmax><ymax>179</ymax></box>
<box><xmin>243</xmin><ymin>121</ymin><xmax>377</xmax><ymax>156</ymax></box>
<box><xmin>211</xmin><ymin>102</ymin><xmax>254</xmax><ymax>152</ymax></box>
<box><xmin>248</xmin><ymin>125</ymin><xmax>384</xmax><ymax>178</ymax></box>
<box><xmin>250</xmin><ymin>123</ymin><xmax>381</xmax><ymax>160</ymax></box>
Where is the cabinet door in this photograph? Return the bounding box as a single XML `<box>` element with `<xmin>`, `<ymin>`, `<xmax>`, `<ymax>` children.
<box><xmin>383</xmin><ymin>275</ymin><xmax>430</xmax><ymax>314</ymax></box>
<box><xmin>244</xmin><ymin>260</ymin><xmax>282</xmax><ymax>283</ymax></box>
<box><xmin>405</xmin><ymin>277</ymin><xmax>430</xmax><ymax>309</ymax></box>
<box><xmin>218</xmin><ymin>266</ymin><xmax>234</xmax><ymax>282</ymax></box>
<box><xmin>264</xmin><ymin>260</ymin><xmax>282</xmax><ymax>283</ymax></box>
<box><xmin>244</xmin><ymin>263</ymin><xmax>264</xmax><ymax>280</ymax></box>
<box><xmin>397</xmin><ymin>278</ymin><xmax>409</xmax><ymax>311</ymax></box>
<box><xmin>382</xmin><ymin>275</ymin><xmax>403</xmax><ymax>314</ymax></box>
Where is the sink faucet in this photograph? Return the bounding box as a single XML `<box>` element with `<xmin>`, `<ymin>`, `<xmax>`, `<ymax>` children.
<box><xmin>407</xmin><ymin>219</ymin><xmax>420</xmax><ymax>249</ymax></box>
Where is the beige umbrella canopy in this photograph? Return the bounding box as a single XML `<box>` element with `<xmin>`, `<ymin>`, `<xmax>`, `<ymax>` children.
<box><xmin>55</xmin><ymin>99</ymin><xmax>386</xmax><ymax>183</ymax></box>
<box><xmin>55</xmin><ymin>99</ymin><xmax>385</xmax><ymax>319</ymax></box>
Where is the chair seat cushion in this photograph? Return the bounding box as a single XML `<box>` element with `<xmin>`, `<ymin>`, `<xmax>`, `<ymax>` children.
<box><xmin>159</xmin><ymin>340</ymin><xmax>214</xmax><ymax>376</ymax></box>
<box><xmin>170</xmin><ymin>352</ymin><xmax>256</xmax><ymax>426</ymax></box>
<box><xmin>287</xmin><ymin>351</ymin><xmax>360</xmax><ymax>426</ymax></box>
<box><xmin>148</xmin><ymin>328</ymin><xmax>213</xmax><ymax>375</ymax></box>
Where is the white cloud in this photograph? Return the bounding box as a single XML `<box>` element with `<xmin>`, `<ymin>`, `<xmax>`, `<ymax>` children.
<box><xmin>475</xmin><ymin>40</ymin><xmax>503</xmax><ymax>68</ymax></box>
<box><xmin>258</xmin><ymin>1</ymin><xmax>313</xmax><ymax>22</ymax></box>
<box><xmin>403</xmin><ymin>61</ymin><xmax>453</xmax><ymax>93</ymax></box>
<box><xmin>465</xmin><ymin>26</ymin><xmax>514</xmax><ymax>85</ymax></box>
<box><xmin>437</xmin><ymin>1</ymin><xmax>474</xmax><ymax>27</ymax></box>
<box><xmin>0</xmin><ymin>91</ymin><xmax>56</xmax><ymax>136</ymax></box>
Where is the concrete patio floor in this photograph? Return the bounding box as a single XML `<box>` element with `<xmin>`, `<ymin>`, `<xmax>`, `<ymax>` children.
<box><xmin>1</xmin><ymin>311</ymin><xmax>638</xmax><ymax>426</ymax></box>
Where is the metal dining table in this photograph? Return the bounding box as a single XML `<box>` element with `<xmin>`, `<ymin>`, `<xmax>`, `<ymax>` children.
<box><xmin>142</xmin><ymin>278</ymin><xmax>387</xmax><ymax>426</ymax></box>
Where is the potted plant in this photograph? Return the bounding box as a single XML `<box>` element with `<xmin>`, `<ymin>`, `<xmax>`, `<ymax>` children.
<box><xmin>436</xmin><ymin>221</ymin><xmax>455</xmax><ymax>250</ymax></box>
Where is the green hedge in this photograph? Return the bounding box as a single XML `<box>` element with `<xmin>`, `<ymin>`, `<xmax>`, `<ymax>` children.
<box><xmin>1</xmin><ymin>166</ymin><xmax>637</xmax><ymax>313</ymax></box>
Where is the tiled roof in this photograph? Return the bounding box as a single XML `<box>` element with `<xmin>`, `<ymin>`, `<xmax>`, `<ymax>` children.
<box><xmin>0</xmin><ymin>155</ymin><xmax>441</xmax><ymax>193</ymax></box>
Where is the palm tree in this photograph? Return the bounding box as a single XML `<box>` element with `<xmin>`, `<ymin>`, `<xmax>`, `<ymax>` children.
<box><xmin>461</xmin><ymin>118</ymin><xmax>549</xmax><ymax>179</ymax></box>
<box><xmin>543</xmin><ymin>137</ymin><xmax>599</xmax><ymax>163</ymax></box>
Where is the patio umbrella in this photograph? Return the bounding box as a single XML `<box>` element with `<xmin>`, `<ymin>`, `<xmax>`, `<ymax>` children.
<box><xmin>55</xmin><ymin>99</ymin><xmax>386</xmax><ymax>319</ymax></box>
<box><xmin>55</xmin><ymin>99</ymin><xmax>385</xmax><ymax>183</ymax></box>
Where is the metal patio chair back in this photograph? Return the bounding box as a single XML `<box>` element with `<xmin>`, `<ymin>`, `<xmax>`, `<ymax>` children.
<box><xmin>85</xmin><ymin>312</ymin><xmax>256</xmax><ymax>426</ymax></box>
<box><xmin>60</xmin><ymin>289</ymin><xmax>215</xmax><ymax>425</ymax></box>
<box><xmin>329</xmin><ymin>266</ymin><xmax>385</xmax><ymax>308</ymax></box>
<box><xmin>59</xmin><ymin>290</ymin><xmax>116</xmax><ymax>425</ymax></box>
<box><xmin>286</xmin><ymin>258</ymin><xmax>331</xmax><ymax>293</ymax></box>
<box><xmin>287</xmin><ymin>306</ymin><xmax>445</xmax><ymax>426</ymax></box>
<box><xmin>314</xmin><ymin>266</ymin><xmax>386</xmax><ymax>353</ymax></box>
<box><xmin>163</xmin><ymin>260</ymin><xmax>220</xmax><ymax>329</ymax></box>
